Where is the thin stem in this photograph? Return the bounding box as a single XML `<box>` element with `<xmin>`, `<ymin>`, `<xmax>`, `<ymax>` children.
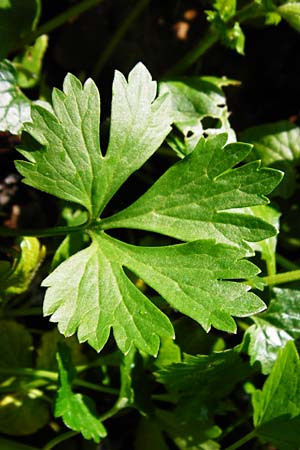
<box><xmin>263</xmin><ymin>269</ymin><xmax>300</xmax><ymax>287</ymax></box>
<box><xmin>99</xmin><ymin>397</ymin><xmax>129</xmax><ymax>421</ymax></box>
<box><xmin>162</xmin><ymin>26</ymin><xmax>219</xmax><ymax>78</ymax></box>
<box><xmin>0</xmin><ymin>223</ymin><xmax>87</xmax><ymax>238</ymax></box>
<box><xmin>4</xmin><ymin>307</ymin><xmax>42</xmax><ymax>317</ymax></box>
<box><xmin>43</xmin><ymin>431</ymin><xmax>78</xmax><ymax>450</ymax></box>
<box><xmin>223</xmin><ymin>430</ymin><xmax>257</xmax><ymax>450</ymax></box>
<box><xmin>19</xmin><ymin>0</ymin><xmax>104</xmax><ymax>49</ymax></box>
<box><xmin>164</xmin><ymin>1</ymin><xmax>266</xmax><ymax>77</ymax></box>
<box><xmin>0</xmin><ymin>367</ymin><xmax>118</xmax><ymax>395</ymax></box>
<box><xmin>92</xmin><ymin>0</ymin><xmax>150</xmax><ymax>79</ymax></box>
<box><xmin>276</xmin><ymin>254</ymin><xmax>299</xmax><ymax>271</ymax></box>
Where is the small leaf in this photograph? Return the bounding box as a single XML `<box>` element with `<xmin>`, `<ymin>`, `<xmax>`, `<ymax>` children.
<box><xmin>0</xmin><ymin>237</ymin><xmax>45</xmax><ymax>299</ymax></box>
<box><xmin>0</xmin><ymin>0</ymin><xmax>41</xmax><ymax>58</ymax></box>
<box><xmin>16</xmin><ymin>63</ymin><xmax>172</xmax><ymax>218</ymax></box>
<box><xmin>13</xmin><ymin>35</ymin><xmax>48</xmax><ymax>89</ymax></box>
<box><xmin>55</xmin><ymin>343</ymin><xmax>107</xmax><ymax>443</ymax></box>
<box><xmin>252</xmin><ymin>341</ymin><xmax>300</xmax><ymax>449</ymax></box>
<box><xmin>0</xmin><ymin>59</ymin><xmax>31</xmax><ymax>134</ymax></box>
<box><xmin>102</xmin><ymin>134</ymin><xmax>282</xmax><ymax>251</ymax></box>
<box><xmin>278</xmin><ymin>2</ymin><xmax>300</xmax><ymax>31</ymax></box>
<box><xmin>223</xmin><ymin>22</ymin><xmax>245</xmax><ymax>55</ymax></box>
<box><xmin>43</xmin><ymin>232</ymin><xmax>265</xmax><ymax>354</ymax></box>
<box><xmin>213</xmin><ymin>0</ymin><xmax>236</xmax><ymax>21</ymax></box>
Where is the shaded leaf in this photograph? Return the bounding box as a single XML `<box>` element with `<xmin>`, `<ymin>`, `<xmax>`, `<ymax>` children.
<box><xmin>0</xmin><ymin>320</ymin><xmax>33</xmax><ymax>380</ymax></box>
<box><xmin>252</xmin><ymin>341</ymin><xmax>300</xmax><ymax>449</ymax></box>
<box><xmin>278</xmin><ymin>2</ymin><xmax>300</xmax><ymax>30</ymax></box>
<box><xmin>55</xmin><ymin>343</ymin><xmax>106</xmax><ymax>442</ymax></box>
<box><xmin>242</xmin><ymin>288</ymin><xmax>300</xmax><ymax>374</ymax></box>
<box><xmin>0</xmin><ymin>389</ymin><xmax>49</xmax><ymax>436</ymax></box>
<box><xmin>159</xmin><ymin>78</ymin><xmax>236</xmax><ymax>156</ymax></box>
<box><xmin>0</xmin><ymin>60</ymin><xmax>31</xmax><ymax>134</ymax></box>
<box><xmin>0</xmin><ymin>237</ymin><xmax>45</xmax><ymax>299</ymax></box>
<box><xmin>0</xmin><ymin>0</ymin><xmax>41</xmax><ymax>58</ymax></box>
<box><xmin>13</xmin><ymin>35</ymin><xmax>48</xmax><ymax>89</ymax></box>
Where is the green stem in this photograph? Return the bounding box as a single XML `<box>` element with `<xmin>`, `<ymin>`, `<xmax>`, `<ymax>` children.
<box><xmin>4</xmin><ymin>307</ymin><xmax>43</xmax><ymax>317</ymax></box>
<box><xmin>223</xmin><ymin>430</ymin><xmax>256</xmax><ymax>450</ymax></box>
<box><xmin>0</xmin><ymin>223</ymin><xmax>87</xmax><ymax>238</ymax></box>
<box><xmin>43</xmin><ymin>431</ymin><xmax>78</xmax><ymax>450</ymax></box>
<box><xmin>92</xmin><ymin>0</ymin><xmax>150</xmax><ymax>79</ymax></box>
<box><xmin>0</xmin><ymin>367</ymin><xmax>118</xmax><ymax>395</ymax></box>
<box><xmin>164</xmin><ymin>1</ymin><xmax>265</xmax><ymax>77</ymax></box>
<box><xmin>99</xmin><ymin>397</ymin><xmax>129</xmax><ymax>421</ymax></box>
<box><xmin>19</xmin><ymin>0</ymin><xmax>104</xmax><ymax>49</ymax></box>
<box><xmin>263</xmin><ymin>269</ymin><xmax>300</xmax><ymax>287</ymax></box>
<box><xmin>162</xmin><ymin>26</ymin><xmax>219</xmax><ymax>78</ymax></box>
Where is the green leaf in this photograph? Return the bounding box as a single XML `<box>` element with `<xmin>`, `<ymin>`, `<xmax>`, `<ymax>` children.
<box><xmin>0</xmin><ymin>0</ymin><xmax>41</xmax><ymax>58</ymax></box>
<box><xmin>241</xmin><ymin>288</ymin><xmax>300</xmax><ymax>374</ymax></box>
<box><xmin>278</xmin><ymin>2</ymin><xmax>300</xmax><ymax>30</ymax></box>
<box><xmin>0</xmin><ymin>320</ymin><xmax>33</xmax><ymax>380</ymax></box>
<box><xmin>0</xmin><ymin>237</ymin><xmax>45</xmax><ymax>299</ymax></box>
<box><xmin>213</xmin><ymin>0</ymin><xmax>236</xmax><ymax>21</ymax></box>
<box><xmin>13</xmin><ymin>35</ymin><xmax>48</xmax><ymax>89</ymax></box>
<box><xmin>55</xmin><ymin>343</ymin><xmax>107</xmax><ymax>443</ymax></box>
<box><xmin>223</xmin><ymin>22</ymin><xmax>245</xmax><ymax>55</ymax></box>
<box><xmin>0</xmin><ymin>59</ymin><xmax>31</xmax><ymax>134</ymax></box>
<box><xmin>102</xmin><ymin>134</ymin><xmax>282</xmax><ymax>251</ymax></box>
<box><xmin>16</xmin><ymin>63</ymin><xmax>172</xmax><ymax>218</ymax></box>
<box><xmin>156</xmin><ymin>350</ymin><xmax>250</xmax><ymax>420</ymax></box>
<box><xmin>0</xmin><ymin>389</ymin><xmax>49</xmax><ymax>436</ymax></box>
<box><xmin>43</xmin><ymin>232</ymin><xmax>265</xmax><ymax>354</ymax></box>
<box><xmin>156</xmin><ymin>409</ymin><xmax>221</xmax><ymax>450</ymax></box>
<box><xmin>159</xmin><ymin>78</ymin><xmax>236</xmax><ymax>157</ymax></box>
<box><xmin>252</xmin><ymin>341</ymin><xmax>300</xmax><ymax>449</ymax></box>
<box><xmin>36</xmin><ymin>328</ymin><xmax>87</xmax><ymax>371</ymax></box>
<box><xmin>241</xmin><ymin>120</ymin><xmax>300</xmax><ymax>197</ymax></box>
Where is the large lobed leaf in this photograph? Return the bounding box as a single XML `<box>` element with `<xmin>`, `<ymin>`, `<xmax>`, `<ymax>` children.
<box><xmin>15</xmin><ymin>64</ymin><xmax>282</xmax><ymax>355</ymax></box>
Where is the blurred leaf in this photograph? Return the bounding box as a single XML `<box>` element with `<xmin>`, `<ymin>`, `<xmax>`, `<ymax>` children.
<box><xmin>0</xmin><ymin>236</ymin><xmax>45</xmax><ymax>299</ymax></box>
<box><xmin>278</xmin><ymin>2</ymin><xmax>300</xmax><ymax>30</ymax></box>
<box><xmin>0</xmin><ymin>59</ymin><xmax>31</xmax><ymax>134</ymax></box>
<box><xmin>13</xmin><ymin>35</ymin><xmax>48</xmax><ymax>89</ymax></box>
<box><xmin>223</xmin><ymin>22</ymin><xmax>245</xmax><ymax>55</ymax></box>
<box><xmin>0</xmin><ymin>0</ymin><xmax>41</xmax><ymax>58</ymax></box>
<box><xmin>135</xmin><ymin>416</ymin><xmax>169</xmax><ymax>450</ymax></box>
<box><xmin>0</xmin><ymin>437</ymin><xmax>38</xmax><ymax>450</ymax></box>
<box><xmin>55</xmin><ymin>343</ymin><xmax>107</xmax><ymax>442</ymax></box>
<box><xmin>0</xmin><ymin>320</ymin><xmax>33</xmax><ymax>380</ymax></box>
<box><xmin>213</xmin><ymin>0</ymin><xmax>236</xmax><ymax>21</ymax></box>
<box><xmin>0</xmin><ymin>389</ymin><xmax>49</xmax><ymax>436</ymax></box>
<box><xmin>36</xmin><ymin>328</ymin><xmax>87</xmax><ymax>371</ymax></box>
<box><xmin>156</xmin><ymin>350</ymin><xmax>250</xmax><ymax>421</ymax></box>
<box><xmin>159</xmin><ymin>78</ymin><xmax>236</xmax><ymax>156</ymax></box>
<box><xmin>155</xmin><ymin>337</ymin><xmax>181</xmax><ymax>368</ymax></box>
<box><xmin>156</xmin><ymin>409</ymin><xmax>221</xmax><ymax>450</ymax></box>
<box><xmin>252</xmin><ymin>341</ymin><xmax>300</xmax><ymax>449</ymax></box>
<box><xmin>241</xmin><ymin>120</ymin><xmax>300</xmax><ymax>198</ymax></box>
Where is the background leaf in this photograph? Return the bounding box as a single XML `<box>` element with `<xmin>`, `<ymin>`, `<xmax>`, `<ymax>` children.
<box><xmin>0</xmin><ymin>0</ymin><xmax>41</xmax><ymax>58</ymax></box>
<box><xmin>0</xmin><ymin>59</ymin><xmax>31</xmax><ymax>134</ymax></box>
<box><xmin>252</xmin><ymin>341</ymin><xmax>300</xmax><ymax>449</ymax></box>
<box><xmin>159</xmin><ymin>78</ymin><xmax>237</xmax><ymax>157</ymax></box>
